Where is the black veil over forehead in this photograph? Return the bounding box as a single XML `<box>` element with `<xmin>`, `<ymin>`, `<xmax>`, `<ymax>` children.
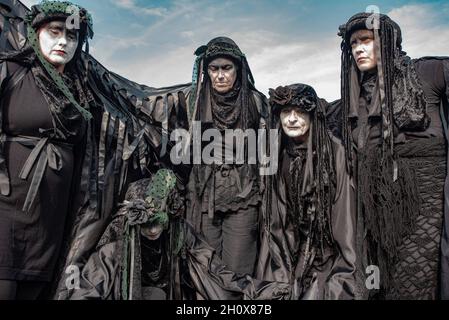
<box><xmin>195</xmin><ymin>36</ymin><xmax>246</xmax><ymax>72</ymax></box>
<box><xmin>189</xmin><ymin>36</ymin><xmax>257</xmax><ymax>130</ymax></box>
<box><xmin>337</xmin><ymin>11</ymin><xmax>426</xmax><ymax>170</ymax></box>
<box><xmin>269</xmin><ymin>83</ymin><xmax>319</xmax><ymax>115</ymax></box>
<box><xmin>27</xmin><ymin>0</ymin><xmax>94</xmax><ymax>45</ymax></box>
<box><xmin>339</xmin><ymin>12</ymin><xmax>402</xmax><ymax>50</ymax></box>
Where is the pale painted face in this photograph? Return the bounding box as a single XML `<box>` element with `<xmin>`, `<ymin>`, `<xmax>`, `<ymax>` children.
<box><xmin>38</xmin><ymin>20</ymin><xmax>79</xmax><ymax>70</ymax></box>
<box><xmin>207</xmin><ymin>57</ymin><xmax>238</xmax><ymax>94</ymax></box>
<box><xmin>350</xmin><ymin>29</ymin><xmax>377</xmax><ymax>72</ymax></box>
<box><xmin>280</xmin><ymin>106</ymin><xmax>311</xmax><ymax>141</ymax></box>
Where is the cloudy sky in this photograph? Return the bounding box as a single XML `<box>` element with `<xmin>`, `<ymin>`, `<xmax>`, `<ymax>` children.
<box><xmin>20</xmin><ymin>0</ymin><xmax>449</xmax><ymax>101</ymax></box>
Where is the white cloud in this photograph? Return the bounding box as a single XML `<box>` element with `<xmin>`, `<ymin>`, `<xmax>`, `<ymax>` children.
<box><xmin>100</xmin><ymin>32</ymin><xmax>343</xmax><ymax>101</ymax></box>
<box><xmin>102</xmin><ymin>44</ymin><xmax>194</xmax><ymax>88</ymax></box>
<box><xmin>92</xmin><ymin>3</ymin><xmax>449</xmax><ymax>102</ymax></box>
<box><xmin>113</xmin><ymin>0</ymin><xmax>168</xmax><ymax>17</ymax></box>
<box><xmin>249</xmin><ymin>4</ymin><xmax>449</xmax><ymax>101</ymax></box>
<box><xmin>237</xmin><ymin>32</ymin><xmax>342</xmax><ymax>102</ymax></box>
<box><xmin>388</xmin><ymin>4</ymin><xmax>449</xmax><ymax>58</ymax></box>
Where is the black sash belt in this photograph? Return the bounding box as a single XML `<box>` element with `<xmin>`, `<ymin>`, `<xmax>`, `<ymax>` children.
<box><xmin>2</xmin><ymin>135</ymin><xmax>72</xmax><ymax>212</ymax></box>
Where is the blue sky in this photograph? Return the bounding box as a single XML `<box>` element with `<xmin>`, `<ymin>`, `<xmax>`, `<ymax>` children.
<box><xmin>21</xmin><ymin>0</ymin><xmax>449</xmax><ymax>101</ymax></box>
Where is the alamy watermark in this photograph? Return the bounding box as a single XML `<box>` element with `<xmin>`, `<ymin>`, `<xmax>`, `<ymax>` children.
<box><xmin>65</xmin><ymin>265</ymin><xmax>80</xmax><ymax>290</ymax></box>
<box><xmin>365</xmin><ymin>265</ymin><xmax>380</xmax><ymax>290</ymax></box>
<box><xmin>65</xmin><ymin>5</ymin><xmax>81</xmax><ymax>31</ymax></box>
<box><xmin>168</xmin><ymin>121</ymin><xmax>280</xmax><ymax>176</ymax></box>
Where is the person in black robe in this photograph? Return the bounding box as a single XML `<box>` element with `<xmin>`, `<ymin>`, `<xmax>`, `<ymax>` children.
<box><xmin>330</xmin><ymin>12</ymin><xmax>449</xmax><ymax>299</ymax></box>
<box><xmin>182</xmin><ymin>37</ymin><xmax>268</xmax><ymax>276</ymax></box>
<box><xmin>0</xmin><ymin>0</ymin><xmax>96</xmax><ymax>299</ymax></box>
<box><xmin>0</xmin><ymin>0</ymin><xmax>173</xmax><ymax>300</ymax></box>
<box><xmin>256</xmin><ymin>84</ymin><xmax>356</xmax><ymax>299</ymax></box>
<box><xmin>68</xmin><ymin>169</ymin><xmax>291</xmax><ymax>300</ymax></box>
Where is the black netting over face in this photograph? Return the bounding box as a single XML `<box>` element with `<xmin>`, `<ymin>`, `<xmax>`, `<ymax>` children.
<box><xmin>27</xmin><ymin>0</ymin><xmax>94</xmax><ymax>45</ymax></box>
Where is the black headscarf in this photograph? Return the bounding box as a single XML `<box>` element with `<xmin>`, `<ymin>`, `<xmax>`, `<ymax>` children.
<box><xmin>269</xmin><ymin>84</ymin><xmax>336</xmax><ymax>276</ymax></box>
<box><xmin>0</xmin><ymin>1</ymin><xmax>95</xmax><ymax>123</ymax></box>
<box><xmin>338</xmin><ymin>12</ymin><xmax>428</xmax><ymax>167</ymax></box>
<box><xmin>338</xmin><ymin>13</ymin><xmax>428</xmax><ymax>292</ymax></box>
<box><xmin>189</xmin><ymin>37</ymin><xmax>258</xmax><ymax>131</ymax></box>
<box><xmin>27</xmin><ymin>0</ymin><xmax>94</xmax><ymax>59</ymax></box>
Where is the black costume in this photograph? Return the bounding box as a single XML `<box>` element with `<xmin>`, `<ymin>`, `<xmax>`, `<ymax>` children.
<box><xmin>332</xmin><ymin>13</ymin><xmax>449</xmax><ymax>299</ymax></box>
<box><xmin>0</xmin><ymin>1</ymin><xmax>282</xmax><ymax>300</ymax></box>
<box><xmin>256</xmin><ymin>84</ymin><xmax>356</xmax><ymax>299</ymax></box>
<box><xmin>0</xmin><ymin>1</ymin><xmax>93</xmax><ymax>297</ymax></box>
<box><xmin>182</xmin><ymin>37</ymin><xmax>268</xmax><ymax>275</ymax></box>
<box><xmin>0</xmin><ymin>0</ymin><xmax>174</xmax><ymax>299</ymax></box>
<box><xmin>69</xmin><ymin>169</ymin><xmax>291</xmax><ymax>300</ymax></box>
<box><xmin>0</xmin><ymin>59</ymin><xmax>87</xmax><ymax>282</ymax></box>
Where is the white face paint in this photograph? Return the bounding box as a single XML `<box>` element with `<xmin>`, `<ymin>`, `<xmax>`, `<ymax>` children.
<box><xmin>280</xmin><ymin>106</ymin><xmax>311</xmax><ymax>141</ymax></box>
<box><xmin>350</xmin><ymin>29</ymin><xmax>377</xmax><ymax>72</ymax></box>
<box><xmin>38</xmin><ymin>20</ymin><xmax>79</xmax><ymax>69</ymax></box>
<box><xmin>207</xmin><ymin>57</ymin><xmax>238</xmax><ymax>94</ymax></box>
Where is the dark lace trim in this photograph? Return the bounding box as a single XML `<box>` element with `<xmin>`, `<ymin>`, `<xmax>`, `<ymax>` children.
<box><xmin>31</xmin><ymin>60</ymin><xmax>92</xmax><ymax>140</ymax></box>
<box><xmin>96</xmin><ymin>215</ymin><xmax>126</xmax><ymax>249</ymax></box>
<box><xmin>392</xmin><ymin>57</ymin><xmax>429</xmax><ymax>131</ymax></box>
<box><xmin>359</xmin><ymin>138</ymin><xmax>446</xmax><ymax>295</ymax></box>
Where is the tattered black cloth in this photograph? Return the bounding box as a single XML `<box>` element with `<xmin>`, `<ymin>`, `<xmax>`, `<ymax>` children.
<box><xmin>69</xmin><ymin>177</ymin><xmax>291</xmax><ymax>300</ymax></box>
<box><xmin>256</xmin><ymin>84</ymin><xmax>357</xmax><ymax>300</ymax></box>
<box><xmin>336</xmin><ymin>12</ymin><xmax>449</xmax><ymax>299</ymax></box>
<box><xmin>186</xmin><ymin>37</ymin><xmax>264</xmax><ymax>227</ymax></box>
<box><xmin>0</xmin><ymin>0</ymin><xmax>177</xmax><ymax>299</ymax></box>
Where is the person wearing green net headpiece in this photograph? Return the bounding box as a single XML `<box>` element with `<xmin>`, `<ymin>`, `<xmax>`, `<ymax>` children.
<box><xmin>69</xmin><ymin>169</ymin><xmax>291</xmax><ymax>300</ymax></box>
<box><xmin>0</xmin><ymin>0</ymin><xmax>94</xmax><ymax>300</ymax></box>
<box><xmin>0</xmin><ymin>0</ymin><xmax>172</xmax><ymax>300</ymax></box>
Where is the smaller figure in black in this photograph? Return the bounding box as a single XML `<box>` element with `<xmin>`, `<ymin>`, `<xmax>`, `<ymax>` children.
<box><xmin>70</xmin><ymin>169</ymin><xmax>291</xmax><ymax>300</ymax></box>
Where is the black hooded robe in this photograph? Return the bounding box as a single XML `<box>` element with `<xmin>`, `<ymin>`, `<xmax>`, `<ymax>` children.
<box><xmin>329</xmin><ymin>56</ymin><xmax>449</xmax><ymax>299</ymax></box>
<box><xmin>256</xmin><ymin>122</ymin><xmax>357</xmax><ymax>300</ymax></box>
<box><xmin>1</xmin><ymin>0</ymin><xmax>180</xmax><ymax>299</ymax></box>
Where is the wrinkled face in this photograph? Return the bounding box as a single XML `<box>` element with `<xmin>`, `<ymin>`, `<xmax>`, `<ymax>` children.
<box><xmin>207</xmin><ymin>57</ymin><xmax>238</xmax><ymax>94</ymax></box>
<box><xmin>38</xmin><ymin>20</ymin><xmax>79</xmax><ymax>68</ymax></box>
<box><xmin>350</xmin><ymin>29</ymin><xmax>377</xmax><ymax>72</ymax></box>
<box><xmin>280</xmin><ymin>106</ymin><xmax>311</xmax><ymax>141</ymax></box>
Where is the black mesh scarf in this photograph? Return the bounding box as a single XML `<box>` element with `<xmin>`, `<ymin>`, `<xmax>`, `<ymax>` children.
<box><xmin>269</xmin><ymin>84</ymin><xmax>336</xmax><ymax>282</ymax></box>
<box><xmin>338</xmin><ymin>13</ymin><xmax>428</xmax><ymax>294</ymax></box>
<box><xmin>189</xmin><ymin>37</ymin><xmax>258</xmax><ymax>131</ymax></box>
<box><xmin>209</xmin><ymin>78</ymin><xmax>242</xmax><ymax>130</ymax></box>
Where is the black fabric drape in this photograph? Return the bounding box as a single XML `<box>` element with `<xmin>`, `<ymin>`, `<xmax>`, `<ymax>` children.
<box><xmin>438</xmin><ymin>57</ymin><xmax>449</xmax><ymax>300</ymax></box>
<box><xmin>256</xmin><ymin>125</ymin><xmax>357</xmax><ymax>300</ymax></box>
<box><xmin>0</xmin><ymin>1</ymin><xmax>189</xmax><ymax>299</ymax></box>
<box><xmin>69</xmin><ymin>178</ymin><xmax>291</xmax><ymax>300</ymax></box>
